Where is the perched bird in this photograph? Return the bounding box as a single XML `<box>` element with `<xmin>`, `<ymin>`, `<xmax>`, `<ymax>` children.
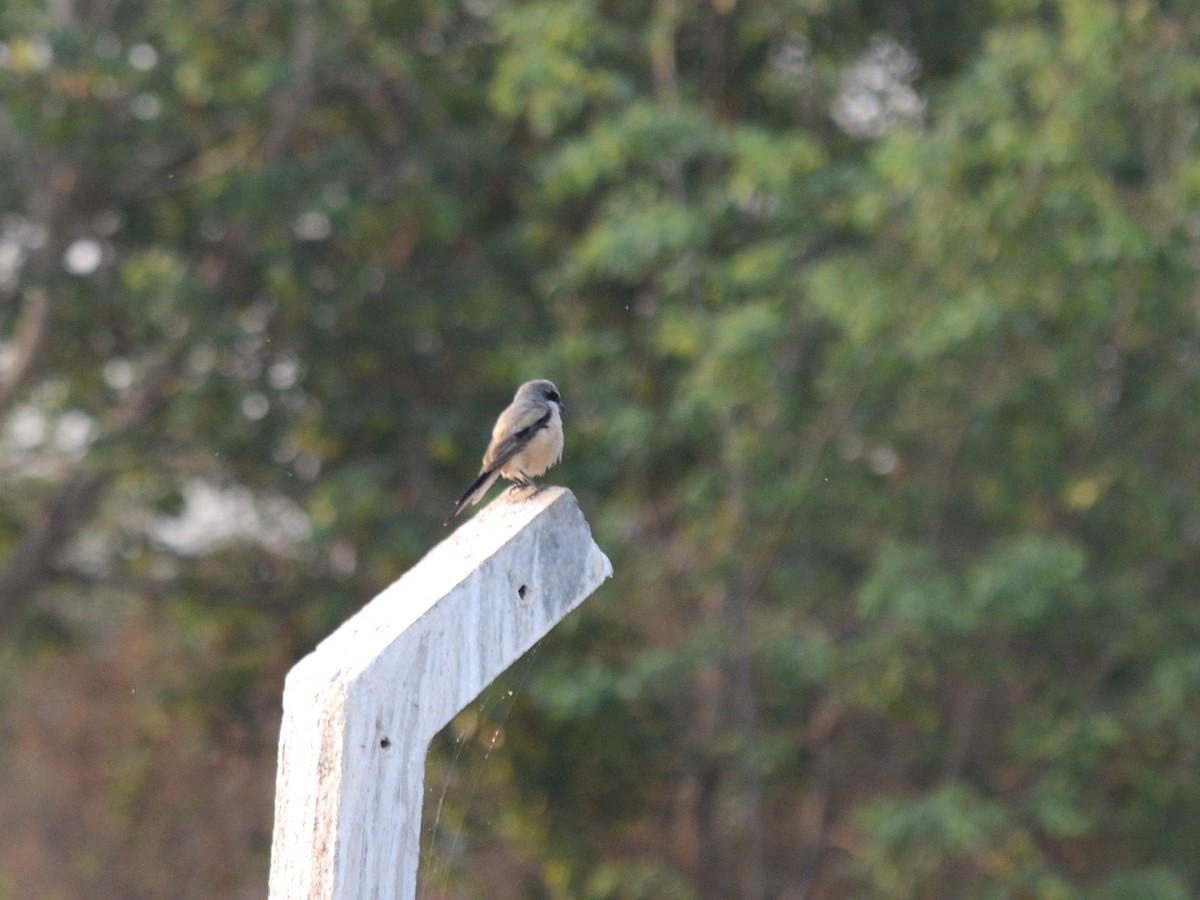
<box><xmin>445</xmin><ymin>379</ymin><xmax>564</xmax><ymax>524</ymax></box>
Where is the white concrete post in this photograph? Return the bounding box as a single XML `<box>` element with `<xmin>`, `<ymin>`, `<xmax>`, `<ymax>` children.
<box><xmin>268</xmin><ymin>486</ymin><xmax>611</xmax><ymax>900</ymax></box>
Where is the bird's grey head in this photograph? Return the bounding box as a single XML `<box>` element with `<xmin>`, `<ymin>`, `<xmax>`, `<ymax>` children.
<box><xmin>515</xmin><ymin>379</ymin><xmax>563</xmax><ymax>411</ymax></box>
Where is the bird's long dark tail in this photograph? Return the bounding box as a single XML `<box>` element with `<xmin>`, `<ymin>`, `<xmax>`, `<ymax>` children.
<box><xmin>444</xmin><ymin>468</ymin><xmax>500</xmax><ymax>525</ymax></box>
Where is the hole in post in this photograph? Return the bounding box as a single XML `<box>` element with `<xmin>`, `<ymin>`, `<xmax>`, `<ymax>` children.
<box><xmin>517</xmin><ymin>584</ymin><xmax>527</xmax><ymax>598</ymax></box>
<box><xmin>380</xmin><ymin>737</ymin><xmax>392</xmax><ymax>749</ymax></box>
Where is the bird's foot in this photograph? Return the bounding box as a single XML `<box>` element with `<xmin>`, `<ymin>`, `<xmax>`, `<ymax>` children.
<box><xmin>509</xmin><ymin>475</ymin><xmax>537</xmax><ymax>495</ymax></box>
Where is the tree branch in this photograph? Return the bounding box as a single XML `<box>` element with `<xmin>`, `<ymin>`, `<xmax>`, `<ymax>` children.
<box><xmin>0</xmin><ymin>469</ymin><xmax>109</xmax><ymax>629</ymax></box>
<box><xmin>0</xmin><ymin>357</ymin><xmax>182</xmax><ymax>630</ymax></box>
<box><xmin>0</xmin><ymin>288</ymin><xmax>51</xmax><ymax>416</ymax></box>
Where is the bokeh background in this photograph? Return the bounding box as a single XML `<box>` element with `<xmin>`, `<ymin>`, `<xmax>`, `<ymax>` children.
<box><xmin>2</xmin><ymin>0</ymin><xmax>1200</xmax><ymax>897</ymax></box>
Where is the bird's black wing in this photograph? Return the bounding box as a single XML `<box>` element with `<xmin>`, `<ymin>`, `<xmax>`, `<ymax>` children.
<box><xmin>445</xmin><ymin>407</ymin><xmax>552</xmax><ymax>525</ymax></box>
<box><xmin>481</xmin><ymin>407</ymin><xmax>552</xmax><ymax>471</ymax></box>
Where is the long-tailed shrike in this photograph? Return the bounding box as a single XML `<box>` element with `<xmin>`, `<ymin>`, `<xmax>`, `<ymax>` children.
<box><xmin>445</xmin><ymin>379</ymin><xmax>564</xmax><ymax>524</ymax></box>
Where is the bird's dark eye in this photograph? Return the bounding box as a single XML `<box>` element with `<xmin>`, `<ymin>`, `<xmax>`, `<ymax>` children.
<box><xmin>547</xmin><ymin>390</ymin><xmax>561</xmax><ymax>404</ymax></box>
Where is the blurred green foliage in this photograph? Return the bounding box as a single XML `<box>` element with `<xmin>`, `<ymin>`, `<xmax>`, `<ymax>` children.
<box><xmin>1</xmin><ymin>0</ymin><xmax>1199</xmax><ymax>897</ymax></box>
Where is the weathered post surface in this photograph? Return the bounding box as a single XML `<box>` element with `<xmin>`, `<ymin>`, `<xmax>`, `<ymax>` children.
<box><xmin>268</xmin><ymin>486</ymin><xmax>611</xmax><ymax>900</ymax></box>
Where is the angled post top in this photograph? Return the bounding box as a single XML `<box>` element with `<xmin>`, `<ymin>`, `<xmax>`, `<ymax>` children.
<box><xmin>270</xmin><ymin>486</ymin><xmax>612</xmax><ymax>900</ymax></box>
